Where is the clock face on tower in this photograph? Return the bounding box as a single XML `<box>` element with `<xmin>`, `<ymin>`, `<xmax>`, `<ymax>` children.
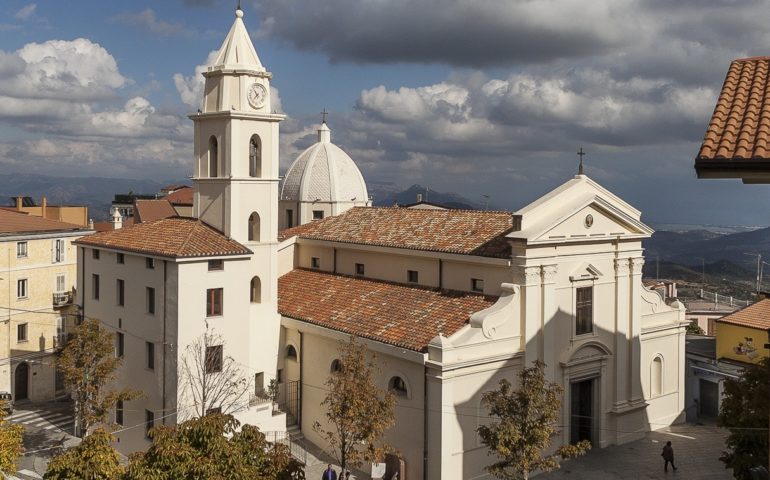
<box><xmin>247</xmin><ymin>82</ymin><xmax>267</xmax><ymax>109</ymax></box>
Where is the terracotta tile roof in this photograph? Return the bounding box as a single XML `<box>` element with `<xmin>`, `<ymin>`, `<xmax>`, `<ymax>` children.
<box><xmin>0</xmin><ymin>209</ymin><xmax>86</xmax><ymax>235</ymax></box>
<box><xmin>165</xmin><ymin>186</ymin><xmax>193</xmax><ymax>206</ymax></box>
<box><xmin>696</xmin><ymin>57</ymin><xmax>770</xmax><ymax>176</ymax></box>
<box><xmin>134</xmin><ymin>199</ymin><xmax>177</xmax><ymax>223</ymax></box>
<box><xmin>278</xmin><ymin>207</ymin><xmax>513</xmax><ymax>258</ymax></box>
<box><xmin>278</xmin><ymin>269</ymin><xmax>497</xmax><ymax>352</ymax></box>
<box><xmin>74</xmin><ymin>217</ymin><xmax>250</xmax><ymax>258</ymax></box>
<box><xmin>716</xmin><ymin>298</ymin><xmax>770</xmax><ymax>330</ymax></box>
<box><xmin>92</xmin><ymin>217</ymin><xmax>135</xmax><ymax>232</ymax></box>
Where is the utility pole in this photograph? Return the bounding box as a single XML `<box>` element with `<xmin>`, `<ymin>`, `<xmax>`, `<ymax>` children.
<box><xmin>765</xmin><ymin>328</ymin><xmax>770</xmax><ymax>475</ymax></box>
<box><xmin>744</xmin><ymin>253</ymin><xmax>762</xmax><ymax>298</ymax></box>
<box><xmin>695</xmin><ymin>256</ymin><xmax>705</xmax><ymax>292</ymax></box>
<box><xmin>656</xmin><ymin>255</ymin><xmax>660</xmax><ymax>282</ymax></box>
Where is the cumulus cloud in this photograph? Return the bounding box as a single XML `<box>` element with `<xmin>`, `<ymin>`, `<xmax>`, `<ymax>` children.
<box><xmin>14</xmin><ymin>4</ymin><xmax>36</xmax><ymax>20</ymax></box>
<box><xmin>111</xmin><ymin>9</ymin><xmax>192</xmax><ymax>37</ymax></box>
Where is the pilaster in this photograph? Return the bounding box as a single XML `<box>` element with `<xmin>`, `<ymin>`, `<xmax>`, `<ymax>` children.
<box><xmin>516</xmin><ymin>265</ymin><xmax>542</xmax><ymax>367</ymax></box>
<box><xmin>613</xmin><ymin>258</ymin><xmax>630</xmax><ymax>409</ymax></box>
<box><xmin>629</xmin><ymin>257</ymin><xmax>644</xmax><ymax>402</ymax></box>
<box><xmin>541</xmin><ymin>264</ymin><xmax>558</xmax><ymax>379</ymax></box>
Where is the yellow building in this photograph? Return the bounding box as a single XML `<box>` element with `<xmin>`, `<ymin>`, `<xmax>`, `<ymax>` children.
<box><xmin>715</xmin><ymin>299</ymin><xmax>770</xmax><ymax>365</ymax></box>
<box><xmin>0</xmin><ymin>210</ymin><xmax>91</xmax><ymax>402</ymax></box>
<box><xmin>8</xmin><ymin>196</ymin><xmax>89</xmax><ymax>227</ymax></box>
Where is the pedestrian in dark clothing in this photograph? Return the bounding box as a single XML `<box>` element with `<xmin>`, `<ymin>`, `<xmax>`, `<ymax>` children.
<box><xmin>661</xmin><ymin>441</ymin><xmax>677</xmax><ymax>472</ymax></box>
<box><xmin>322</xmin><ymin>464</ymin><xmax>338</xmax><ymax>480</ymax></box>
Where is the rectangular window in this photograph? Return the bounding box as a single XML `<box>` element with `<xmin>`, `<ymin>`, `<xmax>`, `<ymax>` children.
<box><xmin>116</xmin><ymin>332</ymin><xmax>124</xmax><ymax>358</ymax></box>
<box><xmin>205</xmin><ymin>345</ymin><xmax>223</xmax><ymax>373</ymax></box>
<box><xmin>206</xmin><ymin>288</ymin><xmax>223</xmax><ymax>316</ymax></box>
<box><xmin>312</xmin><ymin>210</ymin><xmax>324</xmax><ymax>220</ymax></box>
<box><xmin>116</xmin><ymin>400</ymin><xmax>124</xmax><ymax>426</ymax></box>
<box><xmin>146</xmin><ymin>257</ymin><xmax>154</xmax><ymax>269</ymax></box>
<box><xmin>92</xmin><ymin>274</ymin><xmax>100</xmax><ymax>300</ymax></box>
<box><xmin>53</xmin><ymin>239</ymin><xmax>65</xmax><ymax>263</ymax></box>
<box><xmin>117</xmin><ymin>279</ymin><xmax>125</xmax><ymax>306</ymax></box>
<box><xmin>311</xmin><ymin>257</ymin><xmax>320</xmax><ymax>269</ymax></box>
<box><xmin>16</xmin><ymin>242</ymin><xmax>27</xmax><ymax>258</ymax></box>
<box><xmin>471</xmin><ymin>278</ymin><xmax>484</xmax><ymax>293</ymax></box>
<box><xmin>575</xmin><ymin>286</ymin><xmax>593</xmax><ymax>335</ymax></box>
<box><xmin>286</xmin><ymin>210</ymin><xmax>294</xmax><ymax>228</ymax></box>
<box><xmin>92</xmin><ymin>249</ymin><xmax>100</xmax><ymax>260</ymax></box>
<box><xmin>355</xmin><ymin>263</ymin><xmax>365</xmax><ymax>275</ymax></box>
<box><xmin>145</xmin><ymin>410</ymin><xmax>154</xmax><ymax>438</ymax></box>
<box><xmin>147</xmin><ymin>287</ymin><xmax>155</xmax><ymax>314</ymax></box>
<box><xmin>407</xmin><ymin>270</ymin><xmax>419</xmax><ymax>283</ymax></box>
<box><xmin>16</xmin><ymin>279</ymin><xmax>28</xmax><ymax>299</ymax></box>
<box><xmin>116</xmin><ymin>253</ymin><xmax>125</xmax><ymax>264</ymax></box>
<box><xmin>146</xmin><ymin>341</ymin><xmax>155</xmax><ymax>370</ymax></box>
<box><xmin>56</xmin><ymin>274</ymin><xmax>66</xmax><ymax>293</ymax></box>
<box><xmin>208</xmin><ymin>259</ymin><xmax>224</xmax><ymax>271</ymax></box>
<box><xmin>17</xmin><ymin>323</ymin><xmax>27</xmax><ymax>342</ymax></box>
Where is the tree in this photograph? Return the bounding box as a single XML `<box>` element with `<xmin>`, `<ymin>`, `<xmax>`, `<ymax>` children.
<box><xmin>686</xmin><ymin>321</ymin><xmax>705</xmax><ymax>335</ymax></box>
<box><xmin>478</xmin><ymin>361</ymin><xmax>590</xmax><ymax>480</ymax></box>
<box><xmin>44</xmin><ymin>429</ymin><xmax>124</xmax><ymax>480</ymax></box>
<box><xmin>125</xmin><ymin>413</ymin><xmax>304</xmax><ymax>480</ymax></box>
<box><xmin>58</xmin><ymin>318</ymin><xmax>141</xmax><ymax>437</ymax></box>
<box><xmin>719</xmin><ymin>357</ymin><xmax>769</xmax><ymax>480</ymax></box>
<box><xmin>0</xmin><ymin>401</ymin><xmax>24</xmax><ymax>475</ymax></box>
<box><xmin>179</xmin><ymin>328</ymin><xmax>251</xmax><ymax>419</ymax></box>
<box><xmin>313</xmin><ymin>336</ymin><xmax>396</xmax><ymax>476</ymax></box>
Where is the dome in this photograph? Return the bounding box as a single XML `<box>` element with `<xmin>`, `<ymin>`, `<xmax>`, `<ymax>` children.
<box><xmin>281</xmin><ymin>123</ymin><xmax>368</xmax><ymax>203</ymax></box>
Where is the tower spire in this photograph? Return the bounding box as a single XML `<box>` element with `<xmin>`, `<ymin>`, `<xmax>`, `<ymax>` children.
<box><xmin>577</xmin><ymin>147</ymin><xmax>586</xmax><ymax>175</ymax></box>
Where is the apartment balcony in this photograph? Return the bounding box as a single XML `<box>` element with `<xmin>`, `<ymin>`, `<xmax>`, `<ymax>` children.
<box><xmin>52</xmin><ymin>291</ymin><xmax>72</xmax><ymax>307</ymax></box>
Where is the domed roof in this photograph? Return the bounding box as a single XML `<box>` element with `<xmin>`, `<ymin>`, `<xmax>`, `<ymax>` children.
<box><xmin>281</xmin><ymin>123</ymin><xmax>368</xmax><ymax>204</ymax></box>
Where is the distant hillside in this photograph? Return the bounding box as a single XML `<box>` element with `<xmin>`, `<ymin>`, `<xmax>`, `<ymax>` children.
<box><xmin>368</xmin><ymin>182</ymin><xmax>489</xmax><ymax>210</ymax></box>
<box><xmin>0</xmin><ymin>173</ymin><xmax>185</xmax><ymax>221</ymax></box>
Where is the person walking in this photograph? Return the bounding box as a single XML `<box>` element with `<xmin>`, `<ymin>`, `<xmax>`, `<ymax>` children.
<box><xmin>661</xmin><ymin>441</ymin><xmax>677</xmax><ymax>472</ymax></box>
<box><xmin>322</xmin><ymin>464</ymin><xmax>338</xmax><ymax>480</ymax></box>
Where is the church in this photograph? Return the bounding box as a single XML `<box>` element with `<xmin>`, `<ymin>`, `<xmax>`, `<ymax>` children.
<box><xmin>73</xmin><ymin>8</ymin><xmax>687</xmax><ymax>480</ymax></box>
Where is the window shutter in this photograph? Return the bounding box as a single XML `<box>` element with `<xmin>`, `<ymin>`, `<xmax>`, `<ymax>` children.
<box><xmin>51</xmin><ymin>239</ymin><xmax>57</xmax><ymax>263</ymax></box>
<box><xmin>60</xmin><ymin>239</ymin><xmax>66</xmax><ymax>262</ymax></box>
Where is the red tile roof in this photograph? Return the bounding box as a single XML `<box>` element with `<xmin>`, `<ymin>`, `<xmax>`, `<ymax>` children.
<box><xmin>278</xmin><ymin>268</ymin><xmax>497</xmax><ymax>351</ymax></box>
<box><xmin>716</xmin><ymin>298</ymin><xmax>770</xmax><ymax>330</ymax></box>
<box><xmin>134</xmin><ymin>199</ymin><xmax>177</xmax><ymax>223</ymax></box>
<box><xmin>0</xmin><ymin>209</ymin><xmax>87</xmax><ymax>235</ymax></box>
<box><xmin>75</xmin><ymin>217</ymin><xmax>250</xmax><ymax>258</ymax></box>
<box><xmin>278</xmin><ymin>207</ymin><xmax>513</xmax><ymax>258</ymax></box>
<box><xmin>696</xmin><ymin>57</ymin><xmax>770</xmax><ymax>176</ymax></box>
<box><xmin>165</xmin><ymin>186</ymin><xmax>193</xmax><ymax>206</ymax></box>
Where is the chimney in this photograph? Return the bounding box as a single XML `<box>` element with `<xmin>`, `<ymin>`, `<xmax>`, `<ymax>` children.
<box><xmin>416</xmin><ymin>193</ymin><xmax>423</xmax><ymax>203</ymax></box>
<box><xmin>15</xmin><ymin>196</ymin><xmax>22</xmax><ymax>210</ymax></box>
<box><xmin>111</xmin><ymin>209</ymin><xmax>123</xmax><ymax>230</ymax></box>
<box><xmin>88</xmin><ymin>218</ymin><xmax>94</xmax><ymax>230</ymax></box>
<box><xmin>41</xmin><ymin>196</ymin><xmax>47</xmax><ymax>219</ymax></box>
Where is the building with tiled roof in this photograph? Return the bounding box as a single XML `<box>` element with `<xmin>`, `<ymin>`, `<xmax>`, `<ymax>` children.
<box><xmin>164</xmin><ymin>186</ymin><xmax>193</xmax><ymax>216</ymax></box>
<box><xmin>715</xmin><ymin>299</ymin><xmax>770</xmax><ymax>365</ymax></box>
<box><xmin>133</xmin><ymin>199</ymin><xmax>177</xmax><ymax>224</ymax></box>
<box><xmin>1</xmin><ymin>209</ymin><xmax>91</xmax><ymax>405</ymax></box>
<box><xmin>695</xmin><ymin>57</ymin><xmax>770</xmax><ymax>182</ymax></box>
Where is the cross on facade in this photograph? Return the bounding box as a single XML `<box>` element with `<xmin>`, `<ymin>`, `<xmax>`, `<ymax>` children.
<box><xmin>321</xmin><ymin>109</ymin><xmax>329</xmax><ymax>124</ymax></box>
<box><xmin>577</xmin><ymin>147</ymin><xmax>586</xmax><ymax>175</ymax></box>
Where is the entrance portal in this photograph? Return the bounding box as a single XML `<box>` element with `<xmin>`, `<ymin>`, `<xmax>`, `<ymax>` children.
<box><xmin>570</xmin><ymin>378</ymin><xmax>594</xmax><ymax>444</ymax></box>
<box><xmin>14</xmin><ymin>362</ymin><xmax>29</xmax><ymax>401</ymax></box>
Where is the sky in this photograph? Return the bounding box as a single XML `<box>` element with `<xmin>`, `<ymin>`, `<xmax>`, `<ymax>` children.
<box><xmin>2</xmin><ymin>0</ymin><xmax>770</xmax><ymax>226</ymax></box>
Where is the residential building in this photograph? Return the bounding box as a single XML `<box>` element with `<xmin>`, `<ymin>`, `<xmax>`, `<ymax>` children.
<box><xmin>0</xmin><ymin>210</ymin><xmax>91</xmax><ymax>402</ymax></box>
<box><xmin>6</xmin><ymin>196</ymin><xmax>88</xmax><ymax>227</ymax></box>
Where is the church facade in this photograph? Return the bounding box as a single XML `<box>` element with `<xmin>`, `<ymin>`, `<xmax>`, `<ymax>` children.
<box><xmin>72</xmin><ymin>8</ymin><xmax>686</xmax><ymax>479</ymax></box>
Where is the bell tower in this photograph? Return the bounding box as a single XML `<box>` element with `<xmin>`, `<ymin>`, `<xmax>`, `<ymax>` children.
<box><xmin>191</xmin><ymin>7</ymin><xmax>284</xmax><ymax>246</ymax></box>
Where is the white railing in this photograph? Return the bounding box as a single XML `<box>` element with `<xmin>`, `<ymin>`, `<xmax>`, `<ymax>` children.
<box><xmin>699</xmin><ymin>289</ymin><xmax>751</xmax><ymax>308</ymax></box>
<box><xmin>53</xmin><ymin>291</ymin><xmax>71</xmax><ymax>306</ymax></box>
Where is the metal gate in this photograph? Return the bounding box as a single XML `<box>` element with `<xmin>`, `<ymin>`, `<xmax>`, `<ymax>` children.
<box><xmin>280</xmin><ymin>380</ymin><xmax>300</xmax><ymax>426</ymax></box>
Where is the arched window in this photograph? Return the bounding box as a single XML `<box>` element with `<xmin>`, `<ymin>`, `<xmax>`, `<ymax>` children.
<box><xmin>248</xmin><ymin>212</ymin><xmax>260</xmax><ymax>242</ymax></box>
<box><xmin>249</xmin><ymin>135</ymin><xmax>261</xmax><ymax>178</ymax></box>
<box><xmin>330</xmin><ymin>359</ymin><xmax>342</xmax><ymax>373</ymax></box>
<box><xmin>286</xmin><ymin>345</ymin><xmax>298</xmax><ymax>360</ymax></box>
<box><xmin>250</xmin><ymin>276</ymin><xmax>261</xmax><ymax>303</ymax></box>
<box><xmin>208</xmin><ymin>136</ymin><xmax>218</xmax><ymax>177</ymax></box>
<box><xmin>651</xmin><ymin>356</ymin><xmax>663</xmax><ymax>396</ymax></box>
<box><xmin>389</xmin><ymin>376</ymin><xmax>408</xmax><ymax>397</ymax></box>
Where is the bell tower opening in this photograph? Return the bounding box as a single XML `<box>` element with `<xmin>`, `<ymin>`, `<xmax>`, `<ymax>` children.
<box><xmin>249</xmin><ymin>135</ymin><xmax>261</xmax><ymax>178</ymax></box>
<box><xmin>208</xmin><ymin>136</ymin><xmax>219</xmax><ymax>177</ymax></box>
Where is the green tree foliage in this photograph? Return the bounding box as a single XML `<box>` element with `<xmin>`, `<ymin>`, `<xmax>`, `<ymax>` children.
<box><xmin>0</xmin><ymin>401</ymin><xmax>24</xmax><ymax>475</ymax></box>
<box><xmin>44</xmin><ymin>429</ymin><xmax>124</xmax><ymax>480</ymax></box>
<box><xmin>313</xmin><ymin>336</ymin><xmax>396</xmax><ymax>475</ymax></box>
<box><xmin>58</xmin><ymin>318</ymin><xmax>141</xmax><ymax>436</ymax></box>
<box><xmin>686</xmin><ymin>321</ymin><xmax>705</xmax><ymax>335</ymax></box>
<box><xmin>125</xmin><ymin>413</ymin><xmax>304</xmax><ymax>480</ymax></box>
<box><xmin>478</xmin><ymin>361</ymin><xmax>590</xmax><ymax>480</ymax></box>
<box><xmin>719</xmin><ymin>357</ymin><xmax>769</xmax><ymax>480</ymax></box>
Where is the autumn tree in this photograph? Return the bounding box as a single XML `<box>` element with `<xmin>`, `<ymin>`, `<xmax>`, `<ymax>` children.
<box><xmin>44</xmin><ymin>429</ymin><xmax>124</xmax><ymax>480</ymax></box>
<box><xmin>179</xmin><ymin>328</ymin><xmax>251</xmax><ymax>419</ymax></box>
<box><xmin>478</xmin><ymin>361</ymin><xmax>590</xmax><ymax>480</ymax></box>
<box><xmin>58</xmin><ymin>318</ymin><xmax>141</xmax><ymax>437</ymax></box>
<box><xmin>313</xmin><ymin>336</ymin><xmax>396</xmax><ymax>476</ymax></box>
<box><xmin>719</xmin><ymin>357</ymin><xmax>769</xmax><ymax>480</ymax></box>
<box><xmin>125</xmin><ymin>413</ymin><xmax>304</xmax><ymax>480</ymax></box>
<box><xmin>0</xmin><ymin>401</ymin><xmax>24</xmax><ymax>475</ymax></box>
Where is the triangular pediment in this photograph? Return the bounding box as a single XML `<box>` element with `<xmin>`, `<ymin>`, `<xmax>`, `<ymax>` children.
<box><xmin>534</xmin><ymin>199</ymin><xmax>652</xmax><ymax>242</ymax></box>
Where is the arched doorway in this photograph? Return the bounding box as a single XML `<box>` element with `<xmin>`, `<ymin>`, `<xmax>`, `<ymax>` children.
<box><xmin>15</xmin><ymin>362</ymin><xmax>29</xmax><ymax>401</ymax></box>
